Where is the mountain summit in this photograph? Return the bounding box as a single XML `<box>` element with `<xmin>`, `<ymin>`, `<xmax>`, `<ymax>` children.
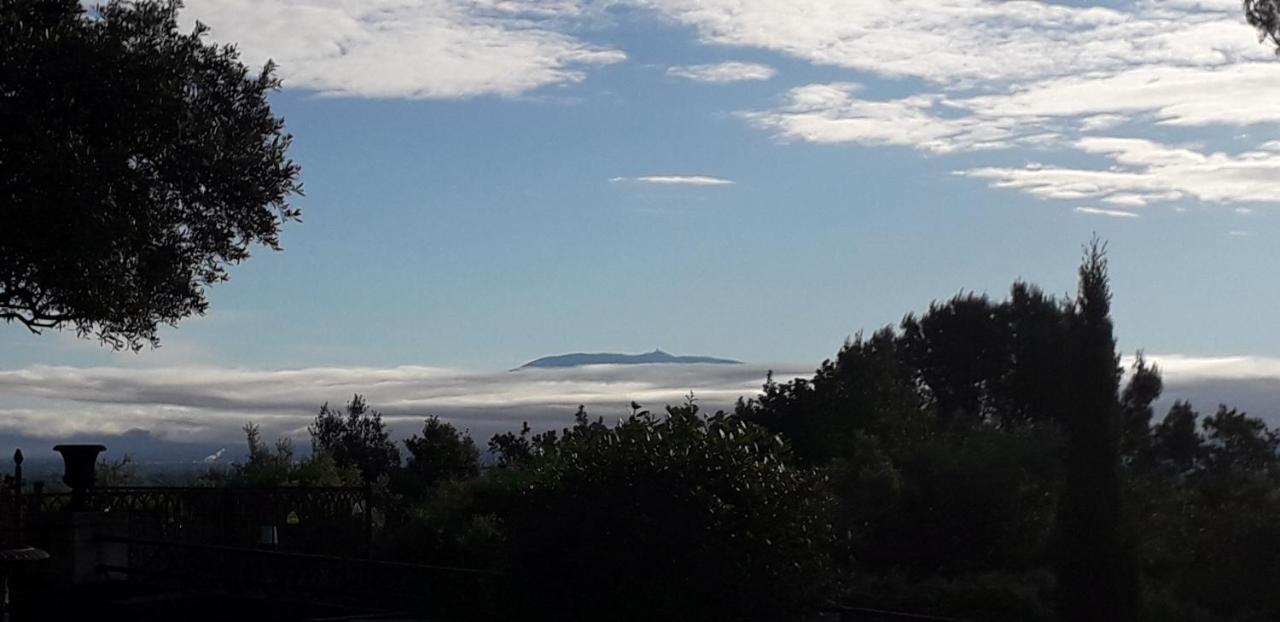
<box><xmin>517</xmin><ymin>349</ymin><xmax>742</xmax><ymax>369</ymax></box>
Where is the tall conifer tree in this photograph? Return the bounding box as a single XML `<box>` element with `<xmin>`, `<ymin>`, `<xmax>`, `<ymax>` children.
<box><xmin>1056</xmin><ymin>240</ymin><xmax>1140</xmax><ymax>621</ymax></box>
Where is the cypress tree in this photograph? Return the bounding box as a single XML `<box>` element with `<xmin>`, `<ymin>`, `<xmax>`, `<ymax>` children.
<box><xmin>1055</xmin><ymin>240</ymin><xmax>1141</xmax><ymax>621</ymax></box>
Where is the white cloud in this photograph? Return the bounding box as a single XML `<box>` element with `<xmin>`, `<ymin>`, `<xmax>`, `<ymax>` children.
<box><xmin>1101</xmin><ymin>192</ymin><xmax>1182</xmax><ymax>207</ymax></box>
<box><xmin>610</xmin><ymin>175</ymin><xmax>735</xmax><ymax>185</ymax></box>
<box><xmin>1080</xmin><ymin>114</ymin><xmax>1128</xmax><ymax>132</ymax></box>
<box><xmin>739</xmin><ymin>61</ymin><xmax>1280</xmax><ymax>158</ymax></box>
<box><xmin>962</xmin><ymin>137</ymin><xmax>1280</xmax><ymax>205</ymax></box>
<box><xmin>0</xmin><ymin>363</ymin><xmax>809</xmax><ymax>444</ymax></box>
<box><xmin>1128</xmin><ymin>354</ymin><xmax>1280</xmax><ymax>427</ymax></box>
<box><xmin>644</xmin><ymin>0</ymin><xmax>1263</xmax><ymax>83</ymax></box>
<box><xmin>667</xmin><ymin>61</ymin><xmax>776</xmax><ymax>83</ymax></box>
<box><xmin>1142</xmin><ymin>354</ymin><xmax>1280</xmax><ymax>380</ymax></box>
<box><xmin>663</xmin><ymin>0</ymin><xmax>1280</xmax><ymax>213</ymax></box>
<box><xmin>180</xmin><ymin>0</ymin><xmax>625</xmax><ymax>98</ymax></box>
<box><xmin>6</xmin><ymin>356</ymin><xmax>1280</xmax><ymax>449</ymax></box>
<box><xmin>958</xmin><ymin>63</ymin><xmax>1280</xmax><ymax>128</ymax></box>
<box><xmin>1075</xmin><ymin>206</ymin><xmax>1140</xmax><ymax>218</ymax></box>
<box><xmin>740</xmin><ymin>83</ymin><xmax>1026</xmax><ymax>154</ymax></box>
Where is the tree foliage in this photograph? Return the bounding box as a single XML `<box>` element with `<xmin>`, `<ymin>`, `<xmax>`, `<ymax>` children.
<box><xmin>402</xmin><ymin>416</ymin><xmax>480</xmax><ymax>492</ymax></box>
<box><xmin>0</xmin><ymin>0</ymin><xmax>301</xmax><ymax>349</ymax></box>
<box><xmin>1054</xmin><ymin>240</ymin><xmax>1139</xmax><ymax>622</ymax></box>
<box><xmin>309</xmin><ymin>394</ymin><xmax>401</xmax><ymax>483</ymax></box>
<box><xmin>211</xmin><ymin>423</ymin><xmax>359</xmax><ymax>487</ymax></box>
<box><xmin>486</xmin><ymin>400</ymin><xmax>838</xmax><ymax>622</ymax></box>
<box><xmin>1246</xmin><ymin>0</ymin><xmax>1280</xmax><ymax>50</ymax></box>
<box><xmin>204</xmin><ymin>245</ymin><xmax>1280</xmax><ymax>621</ymax></box>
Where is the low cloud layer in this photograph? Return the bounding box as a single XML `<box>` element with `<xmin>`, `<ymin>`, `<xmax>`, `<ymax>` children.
<box><xmin>1</xmin><ymin>355</ymin><xmax>1277</xmax><ymax>456</ymax></box>
<box><xmin>0</xmin><ymin>363</ymin><xmax>812</xmax><ymax>447</ymax></box>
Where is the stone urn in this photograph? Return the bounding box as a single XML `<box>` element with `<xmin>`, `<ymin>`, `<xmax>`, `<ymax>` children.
<box><xmin>52</xmin><ymin>445</ymin><xmax>105</xmax><ymax>511</ymax></box>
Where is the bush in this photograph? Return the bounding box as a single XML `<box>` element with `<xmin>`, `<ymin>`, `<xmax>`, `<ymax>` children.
<box><xmin>487</xmin><ymin>403</ymin><xmax>839</xmax><ymax>621</ymax></box>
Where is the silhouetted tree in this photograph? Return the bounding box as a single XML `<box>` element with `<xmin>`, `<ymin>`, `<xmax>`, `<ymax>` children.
<box><xmin>1246</xmin><ymin>0</ymin><xmax>1280</xmax><ymax>50</ymax></box>
<box><xmin>487</xmin><ymin>420</ymin><xmax>560</xmax><ymax>468</ymax></box>
<box><xmin>1201</xmin><ymin>405</ymin><xmax>1279</xmax><ymax>476</ymax></box>
<box><xmin>493</xmin><ymin>403</ymin><xmax>837</xmax><ymax>622</ymax></box>
<box><xmin>310</xmin><ymin>395</ymin><xmax>401</xmax><ymax>483</ymax></box>
<box><xmin>1150</xmin><ymin>400</ymin><xmax>1203</xmax><ymax>475</ymax></box>
<box><xmin>1119</xmin><ymin>353</ymin><xmax>1162</xmax><ymax>467</ymax></box>
<box><xmin>739</xmin><ymin>327</ymin><xmax>925</xmax><ymax>465</ymax></box>
<box><xmin>901</xmin><ymin>293</ymin><xmax>1012</xmax><ymax>422</ymax></box>
<box><xmin>220</xmin><ymin>423</ymin><xmax>358</xmax><ymax>486</ymax></box>
<box><xmin>403</xmin><ymin>416</ymin><xmax>480</xmax><ymax>491</ymax></box>
<box><xmin>0</xmin><ymin>0</ymin><xmax>300</xmax><ymax>349</ymax></box>
<box><xmin>1055</xmin><ymin>240</ymin><xmax>1140</xmax><ymax>622</ymax></box>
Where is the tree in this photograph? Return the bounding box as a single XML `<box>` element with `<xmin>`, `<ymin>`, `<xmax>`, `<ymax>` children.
<box><xmin>234</xmin><ymin>422</ymin><xmax>297</xmax><ymax>486</ymax></box>
<box><xmin>1246</xmin><ymin>0</ymin><xmax>1280</xmax><ymax>50</ymax></box>
<box><xmin>1055</xmin><ymin>240</ymin><xmax>1140</xmax><ymax>622</ymax></box>
<box><xmin>1150</xmin><ymin>401</ymin><xmax>1203</xmax><ymax>475</ymax></box>
<box><xmin>309</xmin><ymin>395</ymin><xmax>401</xmax><ymax>483</ymax></box>
<box><xmin>901</xmin><ymin>293</ymin><xmax>1013</xmax><ymax>422</ymax></box>
<box><xmin>0</xmin><ymin>0</ymin><xmax>301</xmax><ymax>349</ymax></box>
<box><xmin>219</xmin><ymin>423</ymin><xmax>358</xmax><ymax>486</ymax></box>
<box><xmin>1201</xmin><ymin>405</ymin><xmax>1279</xmax><ymax>476</ymax></box>
<box><xmin>492</xmin><ymin>403</ymin><xmax>837</xmax><ymax>621</ymax></box>
<box><xmin>1119</xmin><ymin>353</ymin><xmax>1162</xmax><ymax>466</ymax></box>
<box><xmin>402</xmin><ymin>416</ymin><xmax>480</xmax><ymax>491</ymax></box>
<box><xmin>488</xmin><ymin>420</ymin><xmax>560</xmax><ymax>468</ymax></box>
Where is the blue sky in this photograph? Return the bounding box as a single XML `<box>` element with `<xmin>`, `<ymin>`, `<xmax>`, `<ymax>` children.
<box><xmin>4</xmin><ymin>0</ymin><xmax>1280</xmax><ymax>447</ymax></box>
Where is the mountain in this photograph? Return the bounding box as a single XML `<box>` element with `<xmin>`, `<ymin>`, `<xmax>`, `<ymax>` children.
<box><xmin>517</xmin><ymin>349</ymin><xmax>742</xmax><ymax>369</ymax></box>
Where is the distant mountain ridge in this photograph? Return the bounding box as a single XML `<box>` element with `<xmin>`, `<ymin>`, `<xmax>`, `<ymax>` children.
<box><xmin>517</xmin><ymin>349</ymin><xmax>742</xmax><ymax>369</ymax></box>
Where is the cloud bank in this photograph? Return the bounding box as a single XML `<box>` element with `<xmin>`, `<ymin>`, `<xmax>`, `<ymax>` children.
<box><xmin>0</xmin><ymin>363</ymin><xmax>811</xmax><ymax>446</ymax></box>
<box><xmin>2</xmin><ymin>354</ymin><xmax>1278</xmax><ymax>453</ymax></box>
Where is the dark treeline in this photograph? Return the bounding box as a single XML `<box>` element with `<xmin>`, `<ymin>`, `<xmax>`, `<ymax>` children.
<box><xmin>202</xmin><ymin>245</ymin><xmax>1280</xmax><ymax>622</ymax></box>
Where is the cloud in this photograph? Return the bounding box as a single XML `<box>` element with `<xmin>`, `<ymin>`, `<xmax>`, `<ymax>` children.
<box><xmin>0</xmin><ymin>363</ymin><xmax>809</xmax><ymax>445</ymax></box>
<box><xmin>739</xmin><ymin>63</ymin><xmax>1280</xmax><ymax>157</ymax></box>
<box><xmin>180</xmin><ymin>0</ymin><xmax>625</xmax><ymax>98</ymax></box>
<box><xmin>740</xmin><ymin>83</ymin><xmax>1030</xmax><ymax>154</ymax></box>
<box><xmin>1080</xmin><ymin>114</ymin><xmax>1128</xmax><ymax>132</ymax></box>
<box><xmin>1134</xmin><ymin>354</ymin><xmax>1280</xmax><ymax>428</ymax></box>
<box><xmin>961</xmin><ymin>137</ymin><xmax>1280</xmax><ymax>205</ymax></box>
<box><xmin>667</xmin><ymin>61</ymin><xmax>776</xmax><ymax>83</ymax></box>
<box><xmin>1143</xmin><ymin>354</ymin><xmax>1280</xmax><ymax>380</ymax></box>
<box><xmin>610</xmin><ymin>175</ymin><xmax>735</xmax><ymax>185</ymax></box>
<box><xmin>1074</xmin><ymin>206</ymin><xmax>1140</xmax><ymax>219</ymax></box>
<box><xmin>957</xmin><ymin>63</ymin><xmax>1280</xmax><ymax>128</ymax></box>
<box><xmin>5</xmin><ymin>355</ymin><xmax>1280</xmax><ymax>453</ymax></box>
<box><xmin>647</xmin><ymin>0</ymin><xmax>1264</xmax><ymax>82</ymax></box>
<box><xmin>673</xmin><ymin>0</ymin><xmax>1280</xmax><ymax>213</ymax></box>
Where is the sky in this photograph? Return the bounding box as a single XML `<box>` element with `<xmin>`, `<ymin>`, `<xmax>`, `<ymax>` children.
<box><xmin>4</xmin><ymin>0</ymin><xmax>1280</xmax><ymax>454</ymax></box>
